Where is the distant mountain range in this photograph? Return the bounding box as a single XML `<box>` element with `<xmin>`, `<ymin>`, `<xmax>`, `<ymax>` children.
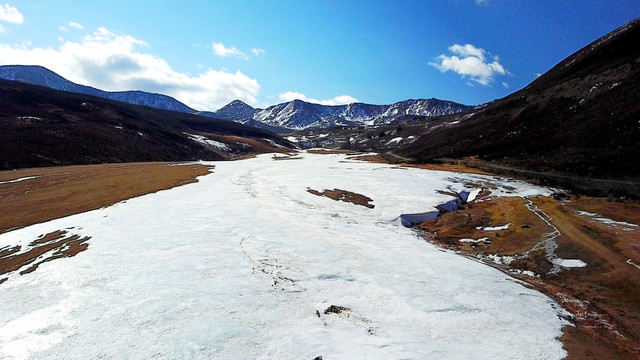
<box><xmin>0</xmin><ymin>65</ymin><xmax>471</xmax><ymax>131</ymax></box>
<box><xmin>211</xmin><ymin>98</ymin><xmax>471</xmax><ymax>130</ymax></box>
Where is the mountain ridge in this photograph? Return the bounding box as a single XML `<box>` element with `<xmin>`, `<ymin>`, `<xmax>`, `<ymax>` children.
<box><xmin>213</xmin><ymin>97</ymin><xmax>472</xmax><ymax>130</ymax></box>
<box><xmin>0</xmin><ymin>65</ymin><xmax>194</xmax><ymax>113</ymax></box>
<box><xmin>0</xmin><ymin>64</ymin><xmax>471</xmax><ymax>131</ymax></box>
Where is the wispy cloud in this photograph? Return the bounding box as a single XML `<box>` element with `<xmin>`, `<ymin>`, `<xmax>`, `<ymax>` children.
<box><xmin>502</xmin><ymin>82</ymin><xmax>509</xmax><ymax>88</ymax></box>
<box><xmin>0</xmin><ymin>4</ymin><xmax>23</xmax><ymax>24</ymax></box>
<box><xmin>212</xmin><ymin>42</ymin><xmax>249</xmax><ymax>60</ymax></box>
<box><xmin>251</xmin><ymin>48</ymin><xmax>265</xmax><ymax>56</ymax></box>
<box><xmin>475</xmin><ymin>0</ymin><xmax>489</xmax><ymax>5</ymax></box>
<box><xmin>278</xmin><ymin>91</ymin><xmax>358</xmax><ymax>106</ymax></box>
<box><xmin>69</xmin><ymin>22</ymin><xmax>84</xmax><ymax>29</ymax></box>
<box><xmin>0</xmin><ymin>27</ymin><xmax>261</xmax><ymax>110</ymax></box>
<box><xmin>429</xmin><ymin>43</ymin><xmax>508</xmax><ymax>86</ymax></box>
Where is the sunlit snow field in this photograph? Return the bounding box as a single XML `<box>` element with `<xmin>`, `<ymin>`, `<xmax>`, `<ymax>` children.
<box><xmin>0</xmin><ymin>153</ymin><xmax>568</xmax><ymax>359</ymax></box>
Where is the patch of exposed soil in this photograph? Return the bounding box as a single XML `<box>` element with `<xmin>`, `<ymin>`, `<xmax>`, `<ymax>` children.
<box><xmin>0</xmin><ymin>162</ymin><xmax>213</xmax><ymax>233</ymax></box>
<box><xmin>307</xmin><ymin>188</ymin><xmax>374</xmax><ymax>209</ymax></box>
<box><xmin>0</xmin><ymin>230</ymin><xmax>90</xmax><ymax>278</ymax></box>
<box><xmin>418</xmin><ymin>195</ymin><xmax>640</xmax><ymax>359</ymax></box>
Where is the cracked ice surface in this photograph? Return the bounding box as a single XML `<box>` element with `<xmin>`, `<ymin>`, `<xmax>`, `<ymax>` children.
<box><xmin>0</xmin><ymin>153</ymin><xmax>566</xmax><ymax>359</ymax></box>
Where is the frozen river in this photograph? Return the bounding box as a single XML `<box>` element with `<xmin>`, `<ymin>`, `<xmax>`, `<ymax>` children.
<box><xmin>0</xmin><ymin>153</ymin><xmax>568</xmax><ymax>359</ymax></box>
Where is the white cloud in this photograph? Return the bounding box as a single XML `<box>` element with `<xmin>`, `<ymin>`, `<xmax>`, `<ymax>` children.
<box><xmin>502</xmin><ymin>82</ymin><xmax>509</xmax><ymax>88</ymax></box>
<box><xmin>212</xmin><ymin>42</ymin><xmax>249</xmax><ymax>60</ymax></box>
<box><xmin>448</xmin><ymin>44</ymin><xmax>486</xmax><ymax>61</ymax></box>
<box><xmin>278</xmin><ymin>91</ymin><xmax>358</xmax><ymax>106</ymax></box>
<box><xmin>251</xmin><ymin>48</ymin><xmax>266</xmax><ymax>56</ymax></box>
<box><xmin>0</xmin><ymin>27</ymin><xmax>260</xmax><ymax>110</ymax></box>
<box><xmin>534</xmin><ymin>72</ymin><xmax>542</xmax><ymax>78</ymax></box>
<box><xmin>429</xmin><ymin>43</ymin><xmax>508</xmax><ymax>86</ymax></box>
<box><xmin>475</xmin><ymin>0</ymin><xmax>489</xmax><ymax>5</ymax></box>
<box><xmin>59</xmin><ymin>26</ymin><xmax>68</xmax><ymax>32</ymax></box>
<box><xmin>0</xmin><ymin>4</ymin><xmax>23</xmax><ymax>24</ymax></box>
<box><xmin>0</xmin><ymin>24</ymin><xmax>5</xmax><ymax>33</ymax></box>
<box><xmin>69</xmin><ymin>22</ymin><xmax>83</xmax><ymax>29</ymax></box>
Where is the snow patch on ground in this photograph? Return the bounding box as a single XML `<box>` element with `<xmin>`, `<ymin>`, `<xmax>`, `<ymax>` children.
<box><xmin>576</xmin><ymin>210</ymin><xmax>638</xmax><ymax>228</ymax></box>
<box><xmin>264</xmin><ymin>139</ymin><xmax>286</xmax><ymax>149</ymax></box>
<box><xmin>483</xmin><ymin>253</ymin><xmax>516</xmax><ymax>265</ymax></box>
<box><xmin>553</xmin><ymin>259</ymin><xmax>587</xmax><ymax>268</ymax></box>
<box><xmin>17</xmin><ymin>116</ymin><xmax>42</xmax><ymax>121</ymax></box>
<box><xmin>466</xmin><ymin>188</ymin><xmax>482</xmax><ymax>203</ymax></box>
<box><xmin>459</xmin><ymin>237</ymin><xmax>490</xmax><ymax>243</ymax></box>
<box><xmin>184</xmin><ymin>133</ymin><xmax>230</xmax><ymax>152</ymax></box>
<box><xmin>477</xmin><ymin>223</ymin><xmax>511</xmax><ymax>231</ymax></box>
<box><xmin>510</xmin><ymin>269</ymin><xmax>537</xmax><ymax>277</ymax></box>
<box><xmin>0</xmin><ymin>176</ymin><xmax>40</xmax><ymax>185</ymax></box>
<box><xmin>386</xmin><ymin>137</ymin><xmax>403</xmax><ymax>145</ymax></box>
<box><xmin>626</xmin><ymin>259</ymin><xmax>640</xmax><ymax>271</ymax></box>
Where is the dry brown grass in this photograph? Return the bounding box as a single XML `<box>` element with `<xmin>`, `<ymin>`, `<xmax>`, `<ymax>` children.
<box><xmin>351</xmin><ymin>154</ymin><xmax>493</xmax><ymax>176</ymax></box>
<box><xmin>0</xmin><ymin>162</ymin><xmax>213</xmax><ymax>233</ymax></box>
<box><xmin>0</xmin><ymin>230</ymin><xmax>91</xmax><ymax>281</ymax></box>
<box><xmin>418</xmin><ymin>195</ymin><xmax>640</xmax><ymax>359</ymax></box>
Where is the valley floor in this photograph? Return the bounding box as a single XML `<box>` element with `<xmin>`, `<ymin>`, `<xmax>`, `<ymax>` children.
<box><xmin>0</xmin><ymin>152</ymin><xmax>638</xmax><ymax>359</ymax></box>
<box><xmin>0</xmin><ymin>162</ymin><xmax>213</xmax><ymax>234</ymax></box>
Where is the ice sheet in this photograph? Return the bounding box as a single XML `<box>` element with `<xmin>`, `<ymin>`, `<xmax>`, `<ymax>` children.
<box><xmin>0</xmin><ymin>152</ymin><xmax>567</xmax><ymax>359</ymax></box>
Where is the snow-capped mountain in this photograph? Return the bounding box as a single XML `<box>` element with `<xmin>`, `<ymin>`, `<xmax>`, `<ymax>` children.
<box><xmin>212</xmin><ymin>99</ymin><xmax>259</xmax><ymax>120</ymax></box>
<box><xmin>214</xmin><ymin>98</ymin><xmax>471</xmax><ymax>130</ymax></box>
<box><xmin>0</xmin><ymin>65</ymin><xmax>194</xmax><ymax>113</ymax></box>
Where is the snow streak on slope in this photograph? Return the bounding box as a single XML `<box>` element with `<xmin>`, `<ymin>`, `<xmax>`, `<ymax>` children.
<box><xmin>0</xmin><ymin>153</ymin><xmax>567</xmax><ymax>359</ymax></box>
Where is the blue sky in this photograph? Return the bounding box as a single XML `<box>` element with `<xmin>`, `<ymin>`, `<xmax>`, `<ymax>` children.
<box><xmin>0</xmin><ymin>1</ymin><xmax>638</xmax><ymax>110</ymax></box>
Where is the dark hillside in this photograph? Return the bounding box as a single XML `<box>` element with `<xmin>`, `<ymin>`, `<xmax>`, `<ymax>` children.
<box><xmin>0</xmin><ymin>79</ymin><xmax>292</xmax><ymax>170</ymax></box>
